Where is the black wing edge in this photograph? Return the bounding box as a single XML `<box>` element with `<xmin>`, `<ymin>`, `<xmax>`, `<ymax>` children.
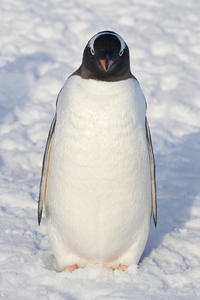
<box><xmin>38</xmin><ymin>115</ymin><xmax>56</xmax><ymax>225</ymax></box>
<box><xmin>145</xmin><ymin>118</ymin><xmax>157</xmax><ymax>227</ymax></box>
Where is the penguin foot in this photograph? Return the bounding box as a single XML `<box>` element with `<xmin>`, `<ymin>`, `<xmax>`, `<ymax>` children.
<box><xmin>117</xmin><ymin>264</ymin><xmax>128</xmax><ymax>271</ymax></box>
<box><xmin>64</xmin><ymin>264</ymin><xmax>77</xmax><ymax>272</ymax></box>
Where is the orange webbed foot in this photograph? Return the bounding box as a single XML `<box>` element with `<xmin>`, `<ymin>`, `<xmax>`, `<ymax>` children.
<box><xmin>117</xmin><ymin>264</ymin><xmax>128</xmax><ymax>271</ymax></box>
<box><xmin>64</xmin><ymin>264</ymin><xmax>77</xmax><ymax>272</ymax></box>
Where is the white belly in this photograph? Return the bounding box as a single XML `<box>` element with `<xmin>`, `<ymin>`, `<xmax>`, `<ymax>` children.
<box><xmin>47</xmin><ymin>76</ymin><xmax>151</xmax><ymax>268</ymax></box>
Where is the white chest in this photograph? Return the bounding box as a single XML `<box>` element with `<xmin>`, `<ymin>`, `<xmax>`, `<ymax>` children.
<box><xmin>47</xmin><ymin>76</ymin><xmax>151</xmax><ymax>260</ymax></box>
<box><xmin>55</xmin><ymin>75</ymin><xmax>147</xmax><ymax>164</ymax></box>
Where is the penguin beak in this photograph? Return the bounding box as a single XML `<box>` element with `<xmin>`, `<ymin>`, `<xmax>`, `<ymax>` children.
<box><xmin>99</xmin><ymin>55</ymin><xmax>114</xmax><ymax>72</ymax></box>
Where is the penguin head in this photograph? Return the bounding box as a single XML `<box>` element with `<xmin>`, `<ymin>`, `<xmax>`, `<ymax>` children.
<box><xmin>80</xmin><ymin>31</ymin><xmax>132</xmax><ymax>81</ymax></box>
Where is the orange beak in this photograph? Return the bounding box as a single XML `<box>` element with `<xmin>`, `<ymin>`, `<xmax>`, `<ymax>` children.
<box><xmin>99</xmin><ymin>55</ymin><xmax>114</xmax><ymax>71</ymax></box>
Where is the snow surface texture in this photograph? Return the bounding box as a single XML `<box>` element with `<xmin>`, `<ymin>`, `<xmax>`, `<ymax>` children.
<box><xmin>0</xmin><ymin>0</ymin><xmax>200</xmax><ymax>299</ymax></box>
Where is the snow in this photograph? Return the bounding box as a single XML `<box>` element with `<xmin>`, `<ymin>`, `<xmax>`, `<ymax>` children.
<box><xmin>0</xmin><ymin>0</ymin><xmax>200</xmax><ymax>299</ymax></box>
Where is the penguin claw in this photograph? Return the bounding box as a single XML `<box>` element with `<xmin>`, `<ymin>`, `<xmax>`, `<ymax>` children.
<box><xmin>64</xmin><ymin>264</ymin><xmax>77</xmax><ymax>272</ymax></box>
<box><xmin>117</xmin><ymin>264</ymin><xmax>128</xmax><ymax>271</ymax></box>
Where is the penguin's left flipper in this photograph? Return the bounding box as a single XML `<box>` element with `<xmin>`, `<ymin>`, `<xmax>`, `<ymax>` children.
<box><xmin>38</xmin><ymin>114</ymin><xmax>56</xmax><ymax>225</ymax></box>
<box><xmin>145</xmin><ymin>118</ymin><xmax>157</xmax><ymax>227</ymax></box>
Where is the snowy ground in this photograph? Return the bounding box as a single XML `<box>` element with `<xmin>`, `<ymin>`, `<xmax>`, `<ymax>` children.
<box><xmin>0</xmin><ymin>0</ymin><xmax>200</xmax><ymax>299</ymax></box>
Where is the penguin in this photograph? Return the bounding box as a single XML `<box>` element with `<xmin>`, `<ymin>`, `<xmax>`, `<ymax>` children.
<box><xmin>38</xmin><ymin>30</ymin><xmax>157</xmax><ymax>272</ymax></box>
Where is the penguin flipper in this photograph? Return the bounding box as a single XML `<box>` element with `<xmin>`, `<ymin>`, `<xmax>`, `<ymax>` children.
<box><xmin>38</xmin><ymin>115</ymin><xmax>56</xmax><ymax>225</ymax></box>
<box><xmin>145</xmin><ymin>118</ymin><xmax>157</xmax><ymax>227</ymax></box>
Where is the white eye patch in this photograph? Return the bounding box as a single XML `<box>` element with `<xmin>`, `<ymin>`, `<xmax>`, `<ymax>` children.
<box><xmin>88</xmin><ymin>31</ymin><xmax>126</xmax><ymax>55</ymax></box>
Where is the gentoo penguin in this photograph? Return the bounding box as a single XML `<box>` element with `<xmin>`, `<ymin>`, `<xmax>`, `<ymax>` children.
<box><xmin>38</xmin><ymin>30</ymin><xmax>157</xmax><ymax>272</ymax></box>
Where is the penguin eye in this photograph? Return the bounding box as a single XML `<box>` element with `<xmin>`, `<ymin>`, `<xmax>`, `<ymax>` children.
<box><xmin>119</xmin><ymin>49</ymin><xmax>124</xmax><ymax>56</ymax></box>
<box><xmin>90</xmin><ymin>48</ymin><xmax>95</xmax><ymax>55</ymax></box>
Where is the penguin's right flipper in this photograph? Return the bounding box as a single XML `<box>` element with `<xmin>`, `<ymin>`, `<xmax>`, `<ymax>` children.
<box><xmin>38</xmin><ymin>115</ymin><xmax>56</xmax><ymax>225</ymax></box>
